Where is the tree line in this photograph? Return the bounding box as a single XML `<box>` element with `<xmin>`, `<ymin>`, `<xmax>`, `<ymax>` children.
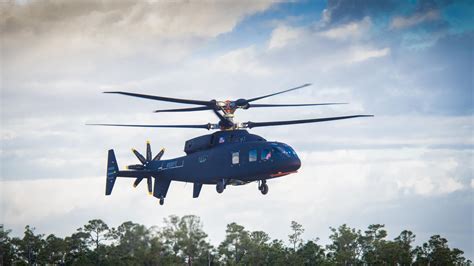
<box><xmin>0</xmin><ymin>215</ymin><xmax>470</xmax><ymax>265</ymax></box>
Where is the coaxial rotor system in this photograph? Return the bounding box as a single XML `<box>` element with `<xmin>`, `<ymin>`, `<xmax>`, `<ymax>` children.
<box><xmin>88</xmin><ymin>83</ymin><xmax>373</xmax><ymax>130</ymax></box>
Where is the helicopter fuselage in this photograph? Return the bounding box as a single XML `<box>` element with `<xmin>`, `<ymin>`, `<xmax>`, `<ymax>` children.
<box><xmin>150</xmin><ymin>136</ymin><xmax>301</xmax><ymax>185</ymax></box>
<box><xmin>107</xmin><ymin>130</ymin><xmax>301</xmax><ymax>203</ymax></box>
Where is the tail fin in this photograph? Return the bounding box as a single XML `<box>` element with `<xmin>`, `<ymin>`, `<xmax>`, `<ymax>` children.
<box><xmin>106</xmin><ymin>149</ymin><xmax>119</xmax><ymax>195</ymax></box>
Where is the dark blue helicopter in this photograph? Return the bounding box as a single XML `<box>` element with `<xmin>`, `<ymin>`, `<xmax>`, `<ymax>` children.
<box><xmin>89</xmin><ymin>84</ymin><xmax>372</xmax><ymax>205</ymax></box>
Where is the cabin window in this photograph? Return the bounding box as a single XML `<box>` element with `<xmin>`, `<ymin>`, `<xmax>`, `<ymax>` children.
<box><xmin>232</xmin><ymin>152</ymin><xmax>239</xmax><ymax>164</ymax></box>
<box><xmin>261</xmin><ymin>149</ymin><xmax>271</xmax><ymax>161</ymax></box>
<box><xmin>249</xmin><ymin>149</ymin><xmax>257</xmax><ymax>162</ymax></box>
<box><xmin>198</xmin><ymin>155</ymin><xmax>208</xmax><ymax>163</ymax></box>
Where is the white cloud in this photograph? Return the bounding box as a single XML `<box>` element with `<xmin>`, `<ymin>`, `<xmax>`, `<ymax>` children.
<box><xmin>268</xmin><ymin>25</ymin><xmax>305</xmax><ymax>50</ymax></box>
<box><xmin>349</xmin><ymin>47</ymin><xmax>390</xmax><ymax>63</ymax></box>
<box><xmin>319</xmin><ymin>17</ymin><xmax>372</xmax><ymax>40</ymax></box>
<box><xmin>1</xmin><ymin>1</ymin><xmax>274</xmax><ymax>77</ymax></box>
<box><xmin>390</xmin><ymin>10</ymin><xmax>440</xmax><ymax>29</ymax></box>
<box><xmin>210</xmin><ymin>46</ymin><xmax>271</xmax><ymax>76</ymax></box>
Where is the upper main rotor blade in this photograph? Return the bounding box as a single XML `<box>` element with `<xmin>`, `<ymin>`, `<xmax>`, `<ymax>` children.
<box><xmin>154</xmin><ymin>106</ymin><xmax>213</xmax><ymax>113</ymax></box>
<box><xmin>246</xmin><ymin>83</ymin><xmax>312</xmax><ymax>102</ymax></box>
<box><xmin>86</xmin><ymin>123</ymin><xmax>216</xmax><ymax>129</ymax></box>
<box><xmin>103</xmin><ymin>91</ymin><xmax>211</xmax><ymax>106</ymax></box>
<box><xmin>245</xmin><ymin>115</ymin><xmax>373</xmax><ymax>128</ymax></box>
<box><xmin>250</xmin><ymin>102</ymin><xmax>347</xmax><ymax>108</ymax></box>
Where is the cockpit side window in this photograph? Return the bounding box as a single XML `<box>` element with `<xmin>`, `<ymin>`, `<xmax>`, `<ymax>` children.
<box><xmin>261</xmin><ymin>149</ymin><xmax>271</xmax><ymax>161</ymax></box>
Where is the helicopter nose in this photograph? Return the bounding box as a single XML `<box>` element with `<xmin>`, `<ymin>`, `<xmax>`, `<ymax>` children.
<box><xmin>289</xmin><ymin>157</ymin><xmax>301</xmax><ymax>171</ymax></box>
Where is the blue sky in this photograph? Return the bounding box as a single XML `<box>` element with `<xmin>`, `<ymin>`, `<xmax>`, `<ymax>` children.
<box><xmin>1</xmin><ymin>0</ymin><xmax>473</xmax><ymax>259</ymax></box>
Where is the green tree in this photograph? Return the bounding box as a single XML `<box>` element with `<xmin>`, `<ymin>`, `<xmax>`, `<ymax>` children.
<box><xmin>163</xmin><ymin>215</ymin><xmax>211</xmax><ymax>265</ymax></box>
<box><xmin>359</xmin><ymin>224</ymin><xmax>387</xmax><ymax>264</ymax></box>
<box><xmin>394</xmin><ymin>230</ymin><xmax>415</xmax><ymax>265</ymax></box>
<box><xmin>288</xmin><ymin>221</ymin><xmax>304</xmax><ymax>251</ymax></box>
<box><xmin>241</xmin><ymin>230</ymin><xmax>270</xmax><ymax>265</ymax></box>
<box><xmin>264</xmin><ymin>239</ymin><xmax>291</xmax><ymax>265</ymax></box>
<box><xmin>297</xmin><ymin>239</ymin><xmax>326</xmax><ymax>265</ymax></box>
<box><xmin>0</xmin><ymin>224</ymin><xmax>17</xmax><ymax>265</ymax></box>
<box><xmin>14</xmin><ymin>225</ymin><xmax>44</xmax><ymax>265</ymax></box>
<box><xmin>63</xmin><ymin>230</ymin><xmax>92</xmax><ymax>265</ymax></box>
<box><xmin>38</xmin><ymin>234</ymin><xmax>65</xmax><ymax>264</ymax></box>
<box><xmin>218</xmin><ymin>222</ymin><xmax>250</xmax><ymax>264</ymax></box>
<box><xmin>326</xmin><ymin>224</ymin><xmax>361</xmax><ymax>265</ymax></box>
<box><xmin>83</xmin><ymin>219</ymin><xmax>110</xmax><ymax>251</ymax></box>
<box><xmin>413</xmin><ymin>235</ymin><xmax>470</xmax><ymax>265</ymax></box>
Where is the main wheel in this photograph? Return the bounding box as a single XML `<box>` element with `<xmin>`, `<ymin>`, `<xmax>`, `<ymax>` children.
<box><xmin>159</xmin><ymin>197</ymin><xmax>164</xmax><ymax>205</ymax></box>
<box><xmin>216</xmin><ymin>182</ymin><xmax>225</xmax><ymax>193</ymax></box>
<box><xmin>260</xmin><ymin>183</ymin><xmax>269</xmax><ymax>195</ymax></box>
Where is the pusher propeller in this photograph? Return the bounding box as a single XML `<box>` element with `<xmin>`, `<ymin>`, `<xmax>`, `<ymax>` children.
<box><xmin>128</xmin><ymin>141</ymin><xmax>165</xmax><ymax>195</ymax></box>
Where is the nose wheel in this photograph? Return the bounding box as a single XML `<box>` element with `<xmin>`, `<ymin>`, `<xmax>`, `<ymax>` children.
<box><xmin>258</xmin><ymin>180</ymin><xmax>269</xmax><ymax>195</ymax></box>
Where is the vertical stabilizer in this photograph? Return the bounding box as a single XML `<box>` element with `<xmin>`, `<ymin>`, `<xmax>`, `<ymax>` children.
<box><xmin>106</xmin><ymin>149</ymin><xmax>119</xmax><ymax>195</ymax></box>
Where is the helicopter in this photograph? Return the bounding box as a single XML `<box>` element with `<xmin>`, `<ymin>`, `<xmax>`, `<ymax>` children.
<box><xmin>89</xmin><ymin>83</ymin><xmax>372</xmax><ymax>205</ymax></box>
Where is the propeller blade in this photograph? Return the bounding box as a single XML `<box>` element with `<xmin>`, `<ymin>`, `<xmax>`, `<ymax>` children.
<box><xmin>146</xmin><ymin>141</ymin><xmax>152</xmax><ymax>161</ymax></box>
<box><xmin>132</xmin><ymin>149</ymin><xmax>147</xmax><ymax>164</ymax></box>
<box><xmin>103</xmin><ymin>91</ymin><xmax>211</xmax><ymax>106</ymax></box>
<box><xmin>147</xmin><ymin>177</ymin><xmax>153</xmax><ymax>195</ymax></box>
<box><xmin>249</xmin><ymin>102</ymin><xmax>347</xmax><ymax>108</ymax></box>
<box><xmin>153</xmin><ymin>148</ymin><xmax>165</xmax><ymax>161</ymax></box>
<box><xmin>87</xmin><ymin>123</ymin><xmax>218</xmax><ymax>130</ymax></box>
<box><xmin>154</xmin><ymin>106</ymin><xmax>213</xmax><ymax>113</ymax></box>
<box><xmin>243</xmin><ymin>115</ymin><xmax>373</xmax><ymax>128</ymax></box>
<box><xmin>133</xmin><ymin>177</ymin><xmax>144</xmax><ymax>188</ymax></box>
<box><xmin>127</xmin><ymin>164</ymin><xmax>145</xmax><ymax>170</ymax></box>
<box><xmin>246</xmin><ymin>83</ymin><xmax>311</xmax><ymax>103</ymax></box>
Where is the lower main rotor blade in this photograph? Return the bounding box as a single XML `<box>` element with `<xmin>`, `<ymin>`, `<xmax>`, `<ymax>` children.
<box><xmin>249</xmin><ymin>103</ymin><xmax>347</xmax><ymax>108</ymax></box>
<box><xmin>244</xmin><ymin>115</ymin><xmax>374</xmax><ymax>128</ymax></box>
<box><xmin>86</xmin><ymin>123</ymin><xmax>217</xmax><ymax>130</ymax></box>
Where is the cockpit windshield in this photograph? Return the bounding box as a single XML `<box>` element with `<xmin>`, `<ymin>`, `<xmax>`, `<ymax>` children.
<box><xmin>271</xmin><ymin>143</ymin><xmax>296</xmax><ymax>157</ymax></box>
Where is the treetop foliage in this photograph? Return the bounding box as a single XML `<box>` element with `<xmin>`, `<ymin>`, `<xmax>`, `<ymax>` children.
<box><xmin>0</xmin><ymin>217</ymin><xmax>470</xmax><ymax>265</ymax></box>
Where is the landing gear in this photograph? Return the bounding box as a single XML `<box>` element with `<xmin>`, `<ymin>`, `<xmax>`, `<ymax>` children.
<box><xmin>258</xmin><ymin>180</ymin><xmax>269</xmax><ymax>195</ymax></box>
<box><xmin>216</xmin><ymin>179</ymin><xmax>226</xmax><ymax>194</ymax></box>
<box><xmin>159</xmin><ymin>196</ymin><xmax>164</xmax><ymax>205</ymax></box>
